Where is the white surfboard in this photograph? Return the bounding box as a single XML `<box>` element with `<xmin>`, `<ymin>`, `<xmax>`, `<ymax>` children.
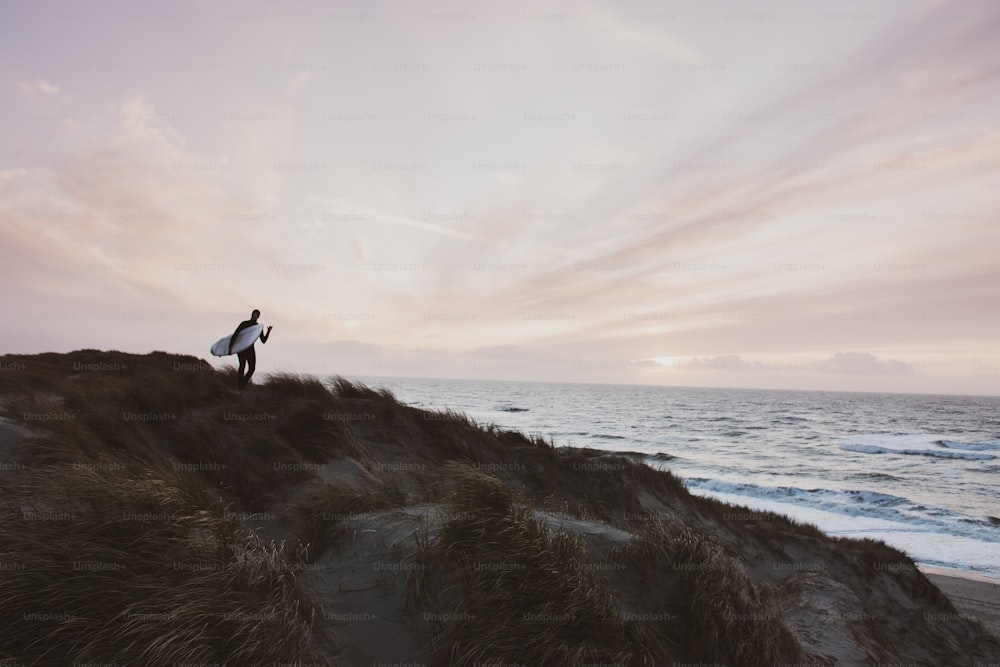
<box><xmin>210</xmin><ymin>324</ymin><xmax>264</xmax><ymax>357</ymax></box>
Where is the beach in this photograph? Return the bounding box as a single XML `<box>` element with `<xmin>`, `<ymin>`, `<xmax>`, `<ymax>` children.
<box><xmin>926</xmin><ymin>568</ymin><xmax>1000</xmax><ymax>641</ymax></box>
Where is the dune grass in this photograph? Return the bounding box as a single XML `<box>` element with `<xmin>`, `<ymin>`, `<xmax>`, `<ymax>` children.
<box><xmin>0</xmin><ymin>463</ymin><xmax>327</xmax><ymax>666</ymax></box>
<box><xmin>616</xmin><ymin>517</ymin><xmax>811</xmax><ymax>666</ymax></box>
<box><xmin>409</xmin><ymin>462</ymin><xmax>671</xmax><ymax>666</ymax></box>
<box><xmin>286</xmin><ymin>479</ymin><xmax>409</xmax><ymax>560</ymax></box>
<box><xmin>694</xmin><ymin>491</ymin><xmax>828</xmax><ymax>540</ymax></box>
<box><xmin>407</xmin><ymin>463</ymin><xmax>810</xmax><ymax>666</ymax></box>
<box><xmin>3</xmin><ymin>350</ymin><xmax>984</xmax><ymax>664</ymax></box>
<box><xmin>1</xmin><ymin>358</ymin><xmax>366</xmax><ymax>511</ymax></box>
<box><xmin>328</xmin><ymin>374</ymin><xmax>397</xmax><ymax>403</ymax></box>
<box><xmin>0</xmin><ymin>352</ymin><xmax>339</xmax><ymax>664</ymax></box>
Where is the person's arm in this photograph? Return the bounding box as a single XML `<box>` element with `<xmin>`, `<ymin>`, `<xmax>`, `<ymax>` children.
<box><xmin>260</xmin><ymin>325</ymin><xmax>273</xmax><ymax>344</ymax></box>
<box><xmin>228</xmin><ymin>320</ymin><xmax>251</xmax><ymax>354</ymax></box>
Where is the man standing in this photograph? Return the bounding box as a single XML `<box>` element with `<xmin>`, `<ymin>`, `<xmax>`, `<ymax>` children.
<box><xmin>228</xmin><ymin>309</ymin><xmax>272</xmax><ymax>390</ymax></box>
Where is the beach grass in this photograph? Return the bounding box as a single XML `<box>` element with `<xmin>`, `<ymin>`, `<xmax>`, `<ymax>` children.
<box><xmin>409</xmin><ymin>462</ymin><xmax>672</xmax><ymax>666</ymax></box>
<box><xmin>0</xmin><ymin>350</ymin><xmax>997</xmax><ymax>665</ymax></box>
<box><xmin>0</xmin><ymin>462</ymin><xmax>324</xmax><ymax>665</ymax></box>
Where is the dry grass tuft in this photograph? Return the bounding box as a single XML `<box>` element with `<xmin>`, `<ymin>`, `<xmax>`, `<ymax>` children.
<box><xmin>0</xmin><ymin>464</ymin><xmax>327</xmax><ymax>665</ymax></box>
<box><xmin>409</xmin><ymin>462</ymin><xmax>670</xmax><ymax>666</ymax></box>
<box><xmin>286</xmin><ymin>481</ymin><xmax>408</xmax><ymax>560</ymax></box>
<box><xmin>617</xmin><ymin>518</ymin><xmax>810</xmax><ymax>666</ymax></box>
<box><xmin>0</xmin><ymin>352</ymin><xmax>346</xmax><ymax>663</ymax></box>
<box><xmin>328</xmin><ymin>375</ymin><xmax>397</xmax><ymax>403</ymax></box>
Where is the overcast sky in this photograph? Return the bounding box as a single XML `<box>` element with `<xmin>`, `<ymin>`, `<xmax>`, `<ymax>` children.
<box><xmin>2</xmin><ymin>0</ymin><xmax>998</xmax><ymax>395</ymax></box>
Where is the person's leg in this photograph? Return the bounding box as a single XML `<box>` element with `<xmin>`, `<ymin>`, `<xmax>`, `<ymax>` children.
<box><xmin>237</xmin><ymin>351</ymin><xmax>248</xmax><ymax>389</ymax></box>
<box><xmin>243</xmin><ymin>347</ymin><xmax>257</xmax><ymax>387</ymax></box>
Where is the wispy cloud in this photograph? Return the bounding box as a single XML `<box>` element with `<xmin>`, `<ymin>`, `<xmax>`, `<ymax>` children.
<box><xmin>649</xmin><ymin>352</ymin><xmax>913</xmax><ymax>376</ymax></box>
<box><xmin>21</xmin><ymin>80</ymin><xmax>59</xmax><ymax>95</ymax></box>
<box><xmin>0</xmin><ymin>93</ymin><xmax>271</xmax><ymax>319</ymax></box>
<box><xmin>299</xmin><ymin>194</ymin><xmax>479</xmax><ymax>241</ymax></box>
<box><xmin>2</xmin><ymin>0</ymin><xmax>998</xmax><ymax>392</ymax></box>
<box><xmin>582</xmin><ymin>7</ymin><xmax>703</xmax><ymax>63</ymax></box>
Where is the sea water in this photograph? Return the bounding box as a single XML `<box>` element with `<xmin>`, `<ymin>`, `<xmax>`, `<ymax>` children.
<box><xmin>347</xmin><ymin>376</ymin><xmax>1000</xmax><ymax>579</ymax></box>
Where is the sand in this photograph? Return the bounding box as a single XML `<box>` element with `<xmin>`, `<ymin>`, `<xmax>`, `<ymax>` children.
<box><xmin>0</xmin><ymin>413</ymin><xmax>30</xmax><ymax>480</ymax></box>
<box><xmin>924</xmin><ymin>567</ymin><xmax>1000</xmax><ymax>641</ymax></box>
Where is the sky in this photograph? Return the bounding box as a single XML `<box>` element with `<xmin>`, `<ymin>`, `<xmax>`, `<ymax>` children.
<box><xmin>1</xmin><ymin>0</ymin><xmax>998</xmax><ymax>395</ymax></box>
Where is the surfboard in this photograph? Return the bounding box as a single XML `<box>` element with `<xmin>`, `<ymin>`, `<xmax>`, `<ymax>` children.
<box><xmin>210</xmin><ymin>324</ymin><xmax>264</xmax><ymax>357</ymax></box>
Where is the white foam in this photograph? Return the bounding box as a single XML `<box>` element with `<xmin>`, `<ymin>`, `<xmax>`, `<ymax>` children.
<box><xmin>842</xmin><ymin>443</ymin><xmax>994</xmax><ymax>460</ymax></box>
<box><xmin>839</xmin><ymin>433</ymin><xmax>996</xmax><ymax>460</ymax></box>
<box><xmin>938</xmin><ymin>438</ymin><xmax>1000</xmax><ymax>452</ymax></box>
<box><xmin>689</xmin><ymin>487</ymin><xmax>1000</xmax><ymax>579</ymax></box>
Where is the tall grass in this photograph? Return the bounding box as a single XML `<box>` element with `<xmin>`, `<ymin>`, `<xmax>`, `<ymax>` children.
<box><xmin>615</xmin><ymin>517</ymin><xmax>811</xmax><ymax>666</ymax></box>
<box><xmin>286</xmin><ymin>480</ymin><xmax>408</xmax><ymax>560</ymax></box>
<box><xmin>0</xmin><ymin>464</ymin><xmax>327</xmax><ymax>665</ymax></box>
<box><xmin>409</xmin><ymin>462</ymin><xmax>670</xmax><ymax>666</ymax></box>
<box><xmin>328</xmin><ymin>375</ymin><xmax>396</xmax><ymax>402</ymax></box>
<box><xmin>4</xmin><ymin>350</ymin><xmax>984</xmax><ymax>665</ymax></box>
<box><xmin>0</xmin><ymin>351</ymin><xmax>345</xmax><ymax>663</ymax></box>
<box><xmin>1</xmin><ymin>357</ymin><xmax>365</xmax><ymax>511</ymax></box>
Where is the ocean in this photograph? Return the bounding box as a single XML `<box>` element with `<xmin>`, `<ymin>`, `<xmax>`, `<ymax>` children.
<box><xmin>347</xmin><ymin>376</ymin><xmax>1000</xmax><ymax>579</ymax></box>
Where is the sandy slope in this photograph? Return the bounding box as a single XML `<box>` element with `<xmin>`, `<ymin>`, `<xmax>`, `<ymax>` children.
<box><xmin>926</xmin><ymin>569</ymin><xmax>1000</xmax><ymax>641</ymax></box>
<box><xmin>2</xmin><ymin>351</ymin><xmax>999</xmax><ymax>665</ymax></box>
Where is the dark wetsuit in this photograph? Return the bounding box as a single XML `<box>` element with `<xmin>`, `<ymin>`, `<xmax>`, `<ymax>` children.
<box><xmin>230</xmin><ymin>319</ymin><xmax>270</xmax><ymax>389</ymax></box>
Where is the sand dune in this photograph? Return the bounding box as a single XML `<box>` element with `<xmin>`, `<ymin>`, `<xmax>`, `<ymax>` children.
<box><xmin>1</xmin><ymin>350</ymin><xmax>998</xmax><ymax>665</ymax></box>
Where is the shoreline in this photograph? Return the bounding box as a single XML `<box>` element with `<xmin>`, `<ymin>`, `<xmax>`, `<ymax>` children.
<box><xmin>920</xmin><ymin>565</ymin><xmax>1000</xmax><ymax>585</ymax></box>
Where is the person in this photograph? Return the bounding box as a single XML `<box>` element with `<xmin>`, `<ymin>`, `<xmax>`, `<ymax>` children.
<box><xmin>228</xmin><ymin>309</ymin><xmax>272</xmax><ymax>390</ymax></box>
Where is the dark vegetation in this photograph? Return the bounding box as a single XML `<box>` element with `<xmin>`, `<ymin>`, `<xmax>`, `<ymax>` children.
<box><xmin>0</xmin><ymin>350</ymin><xmax>996</xmax><ymax>665</ymax></box>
